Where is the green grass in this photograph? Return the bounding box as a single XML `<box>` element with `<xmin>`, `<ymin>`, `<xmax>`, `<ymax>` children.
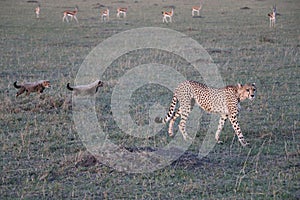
<box><xmin>1</xmin><ymin>0</ymin><xmax>299</xmax><ymax>199</ymax></box>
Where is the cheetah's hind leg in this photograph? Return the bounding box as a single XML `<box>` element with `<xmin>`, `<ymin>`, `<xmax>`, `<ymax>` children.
<box><xmin>215</xmin><ymin>115</ymin><xmax>228</xmax><ymax>144</ymax></box>
<box><xmin>176</xmin><ymin>107</ymin><xmax>193</xmax><ymax>141</ymax></box>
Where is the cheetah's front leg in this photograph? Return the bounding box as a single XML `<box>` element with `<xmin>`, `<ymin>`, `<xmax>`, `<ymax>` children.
<box><xmin>229</xmin><ymin>114</ymin><xmax>249</xmax><ymax>147</ymax></box>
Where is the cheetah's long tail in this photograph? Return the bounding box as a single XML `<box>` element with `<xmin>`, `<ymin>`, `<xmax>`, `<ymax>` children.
<box><xmin>13</xmin><ymin>81</ymin><xmax>21</xmax><ymax>89</ymax></box>
<box><xmin>66</xmin><ymin>83</ymin><xmax>74</xmax><ymax>91</ymax></box>
<box><xmin>154</xmin><ymin>95</ymin><xmax>177</xmax><ymax>124</ymax></box>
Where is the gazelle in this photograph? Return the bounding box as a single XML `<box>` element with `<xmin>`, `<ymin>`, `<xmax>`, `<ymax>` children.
<box><xmin>268</xmin><ymin>5</ymin><xmax>276</xmax><ymax>27</ymax></box>
<box><xmin>63</xmin><ymin>6</ymin><xmax>78</xmax><ymax>23</ymax></box>
<box><xmin>117</xmin><ymin>7</ymin><xmax>127</xmax><ymax>18</ymax></box>
<box><xmin>162</xmin><ymin>8</ymin><xmax>173</xmax><ymax>23</ymax></box>
<box><xmin>101</xmin><ymin>8</ymin><xmax>109</xmax><ymax>22</ymax></box>
<box><xmin>35</xmin><ymin>4</ymin><xmax>40</xmax><ymax>18</ymax></box>
<box><xmin>192</xmin><ymin>3</ymin><xmax>202</xmax><ymax>17</ymax></box>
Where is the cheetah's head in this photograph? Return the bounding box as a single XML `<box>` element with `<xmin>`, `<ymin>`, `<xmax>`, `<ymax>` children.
<box><xmin>237</xmin><ymin>83</ymin><xmax>256</xmax><ymax>101</ymax></box>
<box><xmin>41</xmin><ymin>80</ymin><xmax>51</xmax><ymax>88</ymax></box>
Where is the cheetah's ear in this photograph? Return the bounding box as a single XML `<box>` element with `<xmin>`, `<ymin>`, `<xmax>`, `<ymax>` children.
<box><xmin>252</xmin><ymin>83</ymin><xmax>256</xmax><ymax>86</ymax></box>
<box><xmin>237</xmin><ymin>83</ymin><xmax>243</xmax><ymax>88</ymax></box>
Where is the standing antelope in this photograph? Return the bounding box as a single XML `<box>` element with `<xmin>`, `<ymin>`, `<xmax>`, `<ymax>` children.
<box><xmin>117</xmin><ymin>7</ymin><xmax>127</xmax><ymax>18</ymax></box>
<box><xmin>192</xmin><ymin>3</ymin><xmax>202</xmax><ymax>16</ymax></box>
<box><xmin>162</xmin><ymin>8</ymin><xmax>173</xmax><ymax>23</ymax></box>
<box><xmin>63</xmin><ymin>6</ymin><xmax>79</xmax><ymax>23</ymax></box>
<box><xmin>268</xmin><ymin>5</ymin><xmax>276</xmax><ymax>27</ymax></box>
<box><xmin>35</xmin><ymin>4</ymin><xmax>40</xmax><ymax>18</ymax></box>
<box><xmin>101</xmin><ymin>8</ymin><xmax>109</xmax><ymax>22</ymax></box>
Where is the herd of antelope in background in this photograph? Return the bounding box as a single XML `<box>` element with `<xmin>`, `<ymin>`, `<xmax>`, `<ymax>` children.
<box><xmin>34</xmin><ymin>2</ymin><xmax>278</xmax><ymax>27</ymax></box>
<box><xmin>19</xmin><ymin>2</ymin><xmax>277</xmax><ymax>97</ymax></box>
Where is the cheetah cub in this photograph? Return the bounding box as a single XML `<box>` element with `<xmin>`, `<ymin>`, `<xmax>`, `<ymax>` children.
<box><xmin>67</xmin><ymin>80</ymin><xmax>103</xmax><ymax>96</ymax></box>
<box><xmin>155</xmin><ymin>81</ymin><xmax>256</xmax><ymax>146</ymax></box>
<box><xmin>14</xmin><ymin>80</ymin><xmax>51</xmax><ymax>97</ymax></box>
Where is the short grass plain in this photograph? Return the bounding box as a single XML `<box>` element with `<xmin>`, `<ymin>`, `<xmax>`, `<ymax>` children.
<box><xmin>1</xmin><ymin>0</ymin><xmax>299</xmax><ymax>199</ymax></box>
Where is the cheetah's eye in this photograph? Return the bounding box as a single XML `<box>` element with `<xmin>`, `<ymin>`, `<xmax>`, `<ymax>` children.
<box><xmin>253</xmin><ymin>89</ymin><xmax>256</xmax><ymax>92</ymax></box>
<box><xmin>246</xmin><ymin>89</ymin><xmax>250</xmax><ymax>92</ymax></box>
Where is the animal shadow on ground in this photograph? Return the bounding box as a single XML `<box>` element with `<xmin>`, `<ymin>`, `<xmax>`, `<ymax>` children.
<box><xmin>192</xmin><ymin>16</ymin><xmax>204</xmax><ymax>18</ymax></box>
<box><xmin>171</xmin><ymin>151</ymin><xmax>213</xmax><ymax>170</ymax></box>
<box><xmin>74</xmin><ymin>147</ymin><xmax>213</xmax><ymax>171</ymax></box>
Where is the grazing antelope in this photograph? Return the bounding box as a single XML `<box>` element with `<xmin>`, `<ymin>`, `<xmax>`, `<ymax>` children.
<box><xmin>63</xmin><ymin>6</ymin><xmax>78</xmax><ymax>23</ymax></box>
<box><xmin>35</xmin><ymin>4</ymin><xmax>40</xmax><ymax>18</ymax></box>
<box><xmin>268</xmin><ymin>5</ymin><xmax>276</xmax><ymax>27</ymax></box>
<box><xmin>14</xmin><ymin>80</ymin><xmax>51</xmax><ymax>97</ymax></box>
<box><xmin>67</xmin><ymin>80</ymin><xmax>104</xmax><ymax>96</ymax></box>
<box><xmin>192</xmin><ymin>3</ymin><xmax>202</xmax><ymax>17</ymax></box>
<box><xmin>101</xmin><ymin>8</ymin><xmax>109</xmax><ymax>22</ymax></box>
<box><xmin>162</xmin><ymin>8</ymin><xmax>173</xmax><ymax>23</ymax></box>
<box><xmin>117</xmin><ymin>7</ymin><xmax>127</xmax><ymax>18</ymax></box>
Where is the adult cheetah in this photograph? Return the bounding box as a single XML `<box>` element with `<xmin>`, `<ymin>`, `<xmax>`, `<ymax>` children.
<box><xmin>155</xmin><ymin>81</ymin><xmax>256</xmax><ymax>146</ymax></box>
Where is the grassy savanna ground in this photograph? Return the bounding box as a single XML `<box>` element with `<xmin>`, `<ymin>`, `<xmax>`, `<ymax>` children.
<box><xmin>1</xmin><ymin>0</ymin><xmax>299</xmax><ymax>199</ymax></box>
